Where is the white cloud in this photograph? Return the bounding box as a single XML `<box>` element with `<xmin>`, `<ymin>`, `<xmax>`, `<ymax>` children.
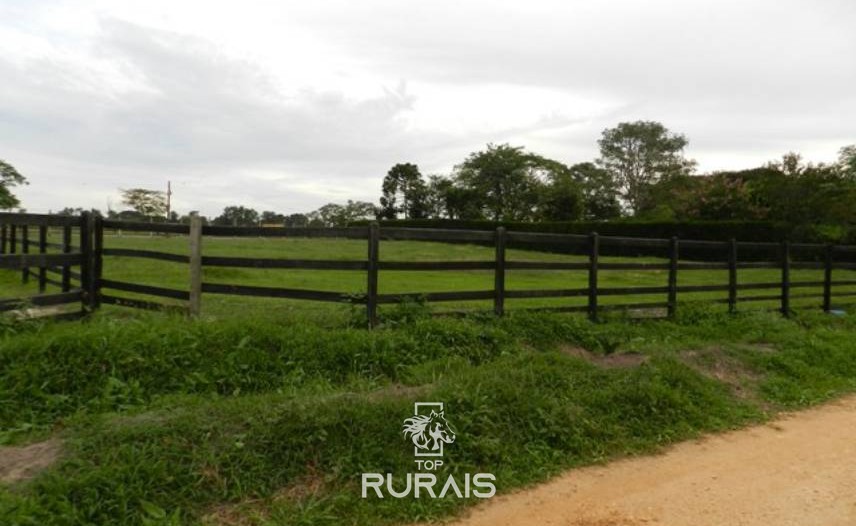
<box><xmin>1</xmin><ymin>0</ymin><xmax>854</xmax><ymax>216</ymax></box>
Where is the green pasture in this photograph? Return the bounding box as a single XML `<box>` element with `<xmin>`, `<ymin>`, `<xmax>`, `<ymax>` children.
<box><xmin>2</xmin><ymin>233</ymin><xmax>855</xmax><ymax>322</ymax></box>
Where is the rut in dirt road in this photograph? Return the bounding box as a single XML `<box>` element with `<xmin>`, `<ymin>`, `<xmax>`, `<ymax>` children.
<box><xmin>445</xmin><ymin>395</ymin><xmax>856</xmax><ymax>526</ymax></box>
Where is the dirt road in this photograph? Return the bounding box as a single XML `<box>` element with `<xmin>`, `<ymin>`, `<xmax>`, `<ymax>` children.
<box><xmin>449</xmin><ymin>396</ymin><xmax>856</xmax><ymax>526</ymax></box>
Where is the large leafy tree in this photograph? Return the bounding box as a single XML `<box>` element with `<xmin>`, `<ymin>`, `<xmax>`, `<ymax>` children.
<box><xmin>597</xmin><ymin>121</ymin><xmax>695</xmax><ymax>214</ymax></box>
<box><xmin>538</xmin><ymin>172</ymin><xmax>584</xmax><ymax>221</ymax></box>
<box><xmin>379</xmin><ymin>163</ymin><xmax>427</xmax><ymax>219</ymax></box>
<box><xmin>341</xmin><ymin>200</ymin><xmax>378</xmax><ymax>224</ymax></box>
<box><xmin>120</xmin><ymin>188</ymin><xmax>167</xmax><ymax>219</ymax></box>
<box><xmin>308</xmin><ymin>201</ymin><xmax>377</xmax><ymax>227</ymax></box>
<box><xmin>687</xmin><ymin>173</ymin><xmax>763</xmax><ymax>221</ymax></box>
<box><xmin>640</xmin><ymin>152</ymin><xmax>856</xmax><ymax>226</ymax></box>
<box><xmin>754</xmin><ymin>154</ymin><xmax>856</xmax><ymax>225</ymax></box>
<box><xmin>455</xmin><ymin>144</ymin><xmax>567</xmax><ymax>221</ymax></box>
<box><xmin>0</xmin><ymin>159</ymin><xmax>28</xmax><ymax>210</ymax></box>
<box><xmin>569</xmin><ymin>162</ymin><xmax>622</xmax><ymax>220</ymax></box>
<box><xmin>442</xmin><ymin>185</ymin><xmax>485</xmax><ymax>220</ymax></box>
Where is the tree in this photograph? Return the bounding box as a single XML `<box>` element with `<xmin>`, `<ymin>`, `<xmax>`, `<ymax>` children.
<box><xmin>57</xmin><ymin>207</ymin><xmax>84</xmax><ymax>216</ymax></box>
<box><xmin>109</xmin><ymin>209</ymin><xmax>148</xmax><ymax>221</ymax></box>
<box><xmin>283</xmin><ymin>213</ymin><xmax>309</xmax><ymax>228</ymax></box>
<box><xmin>687</xmin><ymin>174</ymin><xmax>760</xmax><ymax>221</ymax></box>
<box><xmin>213</xmin><ymin>206</ymin><xmax>260</xmax><ymax>226</ymax></box>
<box><xmin>538</xmin><ymin>173</ymin><xmax>584</xmax><ymax>221</ymax></box>
<box><xmin>0</xmin><ymin>159</ymin><xmax>28</xmax><ymax>210</ymax></box>
<box><xmin>379</xmin><ymin>163</ymin><xmax>427</xmax><ymax>219</ymax></box>
<box><xmin>260</xmin><ymin>211</ymin><xmax>286</xmax><ymax>225</ymax></box>
<box><xmin>765</xmin><ymin>151</ymin><xmax>805</xmax><ymax>176</ymax></box>
<box><xmin>455</xmin><ymin>144</ymin><xmax>565</xmax><ymax>221</ymax></box>
<box><xmin>752</xmin><ymin>157</ymin><xmax>855</xmax><ymax>225</ymax></box>
<box><xmin>423</xmin><ymin>175</ymin><xmax>452</xmax><ymax>219</ymax></box>
<box><xmin>342</xmin><ymin>200</ymin><xmax>378</xmax><ymax>224</ymax></box>
<box><xmin>120</xmin><ymin>188</ymin><xmax>167</xmax><ymax>218</ymax></box>
<box><xmin>442</xmin><ymin>185</ymin><xmax>485</xmax><ymax>220</ymax></box>
<box><xmin>308</xmin><ymin>201</ymin><xmax>377</xmax><ymax>227</ymax></box>
<box><xmin>597</xmin><ymin>121</ymin><xmax>695</xmax><ymax>214</ymax></box>
<box><xmin>569</xmin><ymin>162</ymin><xmax>622</xmax><ymax>220</ymax></box>
<box><xmin>421</xmin><ymin>175</ymin><xmax>484</xmax><ymax>220</ymax></box>
<box><xmin>838</xmin><ymin>145</ymin><xmax>856</xmax><ymax>179</ymax></box>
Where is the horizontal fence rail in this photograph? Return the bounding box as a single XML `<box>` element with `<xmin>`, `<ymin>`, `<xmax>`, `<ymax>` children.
<box><xmin>3</xmin><ymin>212</ymin><xmax>856</xmax><ymax>326</ymax></box>
<box><xmin>202</xmin><ymin>256</ymin><xmax>367</xmax><ymax>270</ymax></box>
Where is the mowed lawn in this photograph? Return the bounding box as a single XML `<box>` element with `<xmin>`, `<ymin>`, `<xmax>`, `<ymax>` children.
<box><xmin>2</xmin><ymin>232</ymin><xmax>855</xmax><ymax>322</ymax></box>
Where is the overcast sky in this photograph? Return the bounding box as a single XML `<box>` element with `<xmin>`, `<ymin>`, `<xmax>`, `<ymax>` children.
<box><xmin>2</xmin><ymin>0</ymin><xmax>854</xmax><ymax>217</ymax></box>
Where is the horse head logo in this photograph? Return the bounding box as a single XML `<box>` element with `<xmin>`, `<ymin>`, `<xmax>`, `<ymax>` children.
<box><xmin>402</xmin><ymin>405</ymin><xmax>456</xmax><ymax>456</ymax></box>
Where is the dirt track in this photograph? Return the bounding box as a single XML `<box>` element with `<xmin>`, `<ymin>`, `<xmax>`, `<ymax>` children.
<box><xmin>449</xmin><ymin>395</ymin><xmax>856</xmax><ymax>526</ymax></box>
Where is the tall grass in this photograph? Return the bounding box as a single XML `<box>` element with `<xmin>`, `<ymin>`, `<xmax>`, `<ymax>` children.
<box><xmin>1</xmin><ymin>308</ymin><xmax>855</xmax><ymax>525</ymax></box>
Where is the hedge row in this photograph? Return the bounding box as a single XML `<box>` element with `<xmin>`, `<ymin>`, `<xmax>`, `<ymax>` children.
<box><xmin>357</xmin><ymin>219</ymin><xmax>856</xmax><ymax>261</ymax></box>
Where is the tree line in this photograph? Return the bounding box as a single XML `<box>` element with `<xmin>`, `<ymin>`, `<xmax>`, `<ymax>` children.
<box><xmin>3</xmin><ymin>121</ymin><xmax>855</xmax><ymax>229</ymax></box>
<box><xmin>374</xmin><ymin>121</ymin><xmax>856</xmax><ymax>226</ymax></box>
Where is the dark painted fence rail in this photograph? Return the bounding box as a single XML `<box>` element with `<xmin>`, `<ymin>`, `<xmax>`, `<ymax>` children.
<box><xmin>0</xmin><ymin>212</ymin><xmax>96</xmax><ymax>320</ymax></box>
<box><xmin>2</xmin><ymin>212</ymin><xmax>856</xmax><ymax>326</ymax></box>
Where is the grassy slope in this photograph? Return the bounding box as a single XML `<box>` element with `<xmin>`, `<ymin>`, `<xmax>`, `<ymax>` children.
<box><xmin>2</xmin><ymin>306</ymin><xmax>856</xmax><ymax>525</ymax></box>
<box><xmin>2</xmin><ymin>234</ymin><xmax>854</xmax><ymax>321</ymax></box>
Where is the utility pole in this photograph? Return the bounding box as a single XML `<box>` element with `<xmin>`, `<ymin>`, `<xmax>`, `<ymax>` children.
<box><xmin>166</xmin><ymin>180</ymin><xmax>172</xmax><ymax>220</ymax></box>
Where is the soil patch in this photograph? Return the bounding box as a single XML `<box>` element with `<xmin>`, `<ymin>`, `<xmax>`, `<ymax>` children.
<box><xmin>0</xmin><ymin>438</ymin><xmax>62</xmax><ymax>484</ymax></box>
<box><xmin>560</xmin><ymin>346</ymin><xmax>648</xmax><ymax>368</ymax></box>
<box><xmin>680</xmin><ymin>346</ymin><xmax>763</xmax><ymax>403</ymax></box>
<box><xmin>446</xmin><ymin>395</ymin><xmax>856</xmax><ymax>526</ymax></box>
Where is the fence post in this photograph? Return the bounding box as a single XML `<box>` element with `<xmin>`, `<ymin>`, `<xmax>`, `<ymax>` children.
<box><xmin>781</xmin><ymin>240</ymin><xmax>791</xmax><ymax>317</ymax></box>
<box><xmin>494</xmin><ymin>226</ymin><xmax>506</xmax><ymax>316</ymax></box>
<box><xmin>79</xmin><ymin>212</ymin><xmax>93</xmax><ymax>312</ymax></box>
<box><xmin>0</xmin><ymin>224</ymin><xmax>6</xmax><ymax>253</ymax></box>
<box><xmin>9</xmin><ymin>224</ymin><xmax>16</xmax><ymax>254</ymax></box>
<box><xmin>93</xmin><ymin>215</ymin><xmax>103</xmax><ymax>309</ymax></box>
<box><xmin>728</xmin><ymin>238</ymin><xmax>738</xmax><ymax>314</ymax></box>
<box><xmin>61</xmin><ymin>225</ymin><xmax>72</xmax><ymax>292</ymax></box>
<box><xmin>823</xmin><ymin>244</ymin><xmax>834</xmax><ymax>313</ymax></box>
<box><xmin>189</xmin><ymin>214</ymin><xmax>203</xmax><ymax>316</ymax></box>
<box><xmin>588</xmin><ymin>232</ymin><xmax>599</xmax><ymax>322</ymax></box>
<box><xmin>38</xmin><ymin>226</ymin><xmax>47</xmax><ymax>293</ymax></box>
<box><xmin>21</xmin><ymin>225</ymin><xmax>29</xmax><ymax>284</ymax></box>
<box><xmin>367</xmin><ymin>222</ymin><xmax>380</xmax><ymax>328</ymax></box>
<box><xmin>668</xmin><ymin>236</ymin><xmax>679</xmax><ymax>318</ymax></box>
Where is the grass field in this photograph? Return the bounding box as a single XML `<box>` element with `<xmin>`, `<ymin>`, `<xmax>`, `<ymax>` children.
<box><xmin>2</xmin><ymin>233</ymin><xmax>855</xmax><ymax>322</ymax></box>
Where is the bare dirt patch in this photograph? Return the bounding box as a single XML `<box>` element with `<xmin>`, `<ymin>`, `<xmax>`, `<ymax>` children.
<box><xmin>0</xmin><ymin>439</ymin><xmax>62</xmax><ymax>484</ymax></box>
<box><xmin>560</xmin><ymin>346</ymin><xmax>648</xmax><ymax>368</ymax></box>
<box><xmin>680</xmin><ymin>346</ymin><xmax>764</xmax><ymax>403</ymax></box>
<box><xmin>275</xmin><ymin>464</ymin><xmax>327</xmax><ymax>502</ymax></box>
<box><xmin>366</xmin><ymin>383</ymin><xmax>430</xmax><ymax>401</ymax></box>
<box><xmin>447</xmin><ymin>394</ymin><xmax>856</xmax><ymax>526</ymax></box>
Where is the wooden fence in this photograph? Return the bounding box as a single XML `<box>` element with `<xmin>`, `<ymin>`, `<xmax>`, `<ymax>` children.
<box><xmin>2</xmin><ymin>212</ymin><xmax>856</xmax><ymax>326</ymax></box>
<box><xmin>0</xmin><ymin>213</ymin><xmax>97</xmax><ymax>320</ymax></box>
